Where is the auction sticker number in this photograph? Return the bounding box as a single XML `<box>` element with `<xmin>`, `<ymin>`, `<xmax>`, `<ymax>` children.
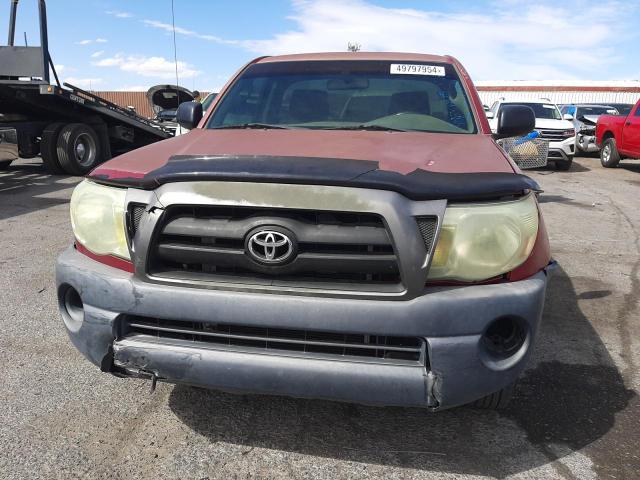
<box><xmin>390</xmin><ymin>64</ymin><xmax>445</xmax><ymax>76</ymax></box>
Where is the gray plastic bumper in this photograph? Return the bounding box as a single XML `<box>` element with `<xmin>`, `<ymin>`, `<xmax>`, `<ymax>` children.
<box><xmin>56</xmin><ymin>247</ymin><xmax>553</xmax><ymax>409</ymax></box>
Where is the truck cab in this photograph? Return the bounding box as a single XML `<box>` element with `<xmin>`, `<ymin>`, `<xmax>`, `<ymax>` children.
<box><xmin>596</xmin><ymin>99</ymin><xmax>640</xmax><ymax>167</ymax></box>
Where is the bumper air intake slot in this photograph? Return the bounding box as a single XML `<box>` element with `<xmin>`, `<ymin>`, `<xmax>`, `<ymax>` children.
<box><xmin>121</xmin><ymin>315</ymin><xmax>426</xmax><ymax>366</ymax></box>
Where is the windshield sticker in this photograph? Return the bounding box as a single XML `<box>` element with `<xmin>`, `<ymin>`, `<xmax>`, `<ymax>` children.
<box><xmin>390</xmin><ymin>64</ymin><xmax>446</xmax><ymax>76</ymax></box>
<box><xmin>543</xmin><ymin>105</ymin><xmax>556</xmax><ymax>109</ymax></box>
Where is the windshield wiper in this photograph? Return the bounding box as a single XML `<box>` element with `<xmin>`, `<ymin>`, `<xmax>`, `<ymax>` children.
<box><xmin>321</xmin><ymin>125</ymin><xmax>409</xmax><ymax>132</ymax></box>
<box><xmin>211</xmin><ymin>123</ymin><xmax>292</xmax><ymax>130</ymax></box>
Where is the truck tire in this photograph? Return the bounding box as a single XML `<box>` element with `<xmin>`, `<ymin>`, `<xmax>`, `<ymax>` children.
<box><xmin>0</xmin><ymin>160</ymin><xmax>13</xmax><ymax>170</ymax></box>
<box><xmin>56</xmin><ymin>123</ymin><xmax>102</xmax><ymax>175</ymax></box>
<box><xmin>41</xmin><ymin>122</ymin><xmax>67</xmax><ymax>174</ymax></box>
<box><xmin>600</xmin><ymin>138</ymin><xmax>620</xmax><ymax>168</ymax></box>
<box><xmin>472</xmin><ymin>382</ymin><xmax>515</xmax><ymax>409</ymax></box>
<box><xmin>555</xmin><ymin>157</ymin><xmax>573</xmax><ymax>171</ymax></box>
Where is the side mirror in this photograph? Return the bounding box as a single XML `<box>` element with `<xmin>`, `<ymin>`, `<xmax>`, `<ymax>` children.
<box><xmin>485</xmin><ymin>111</ymin><xmax>495</xmax><ymax>119</ymax></box>
<box><xmin>493</xmin><ymin>105</ymin><xmax>535</xmax><ymax>139</ymax></box>
<box><xmin>563</xmin><ymin>114</ymin><xmax>574</xmax><ymax>121</ymax></box>
<box><xmin>176</xmin><ymin>101</ymin><xmax>203</xmax><ymax>130</ymax></box>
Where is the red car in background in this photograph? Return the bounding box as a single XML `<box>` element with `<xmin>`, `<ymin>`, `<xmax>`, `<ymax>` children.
<box><xmin>596</xmin><ymin>99</ymin><xmax>640</xmax><ymax>167</ymax></box>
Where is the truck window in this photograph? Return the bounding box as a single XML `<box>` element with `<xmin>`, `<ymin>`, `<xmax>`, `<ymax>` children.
<box><xmin>500</xmin><ymin>103</ymin><xmax>561</xmax><ymax>120</ymax></box>
<box><xmin>208</xmin><ymin>61</ymin><xmax>477</xmax><ymax>134</ymax></box>
<box><xmin>578</xmin><ymin>106</ymin><xmax>617</xmax><ymax>116</ymax></box>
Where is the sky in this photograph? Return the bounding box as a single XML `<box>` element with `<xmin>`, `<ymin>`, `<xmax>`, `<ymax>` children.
<box><xmin>2</xmin><ymin>0</ymin><xmax>639</xmax><ymax>91</ymax></box>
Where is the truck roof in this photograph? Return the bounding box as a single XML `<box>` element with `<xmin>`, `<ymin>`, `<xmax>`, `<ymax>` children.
<box><xmin>256</xmin><ymin>52</ymin><xmax>454</xmax><ymax>64</ymax></box>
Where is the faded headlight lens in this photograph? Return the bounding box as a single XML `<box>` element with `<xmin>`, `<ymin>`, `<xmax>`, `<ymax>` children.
<box><xmin>70</xmin><ymin>180</ymin><xmax>130</xmax><ymax>260</ymax></box>
<box><xmin>428</xmin><ymin>194</ymin><xmax>538</xmax><ymax>282</ymax></box>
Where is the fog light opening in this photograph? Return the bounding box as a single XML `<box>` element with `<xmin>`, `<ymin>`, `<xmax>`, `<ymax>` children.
<box><xmin>61</xmin><ymin>286</ymin><xmax>85</xmax><ymax>331</ymax></box>
<box><xmin>482</xmin><ymin>316</ymin><xmax>527</xmax><ymax>360</ymax></box>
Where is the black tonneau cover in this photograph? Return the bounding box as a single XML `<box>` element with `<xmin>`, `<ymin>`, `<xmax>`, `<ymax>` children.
<box><xmin>93</xmin><ymin>155</ymin><xmax>540</xmax><ymax>201</ymax></box>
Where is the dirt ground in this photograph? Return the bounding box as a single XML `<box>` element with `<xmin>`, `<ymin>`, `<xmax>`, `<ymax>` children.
<box><xmin>0</xmin><ymin>156</ymin><xmax>638</xmax><ymax>479</ymax></box>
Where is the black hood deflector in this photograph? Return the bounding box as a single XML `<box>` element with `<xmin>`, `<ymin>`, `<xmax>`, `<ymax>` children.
<box><xmin>92</xmin><ymin>155</ymin><xmax>540</xmax><ymax>201</ymax></box>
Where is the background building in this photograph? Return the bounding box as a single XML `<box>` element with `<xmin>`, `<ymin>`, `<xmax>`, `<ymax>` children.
<box><xmin>476</xmin><ymin>81</ymin><xmax>640</xmax><ymax>107</ymax></box>
<box><xmin>93</xmin><ymin>91</ymin><xmax>210</xmax><ymax>119</ymax></box>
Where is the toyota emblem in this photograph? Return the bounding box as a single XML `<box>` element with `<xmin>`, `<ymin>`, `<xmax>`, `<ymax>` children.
<box><xmin>246</xmin><ymin>229</ymin><xmax>295</xmax><ymax>265</ymax></box>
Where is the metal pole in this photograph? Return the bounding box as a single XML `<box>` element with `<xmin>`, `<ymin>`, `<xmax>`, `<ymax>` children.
<box><xmin>38</xmin><ymin>0</ymin><xmax>50</xmax><ymax>83</ymax></box>
<box><xmin>8</xmin><ymin>0</ymin><xmax>19</xmax><ymax>46</ymax></box>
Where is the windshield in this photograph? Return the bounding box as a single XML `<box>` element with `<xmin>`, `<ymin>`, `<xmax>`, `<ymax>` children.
<box><xmin>206</xmin><ymin>60</ymin><xmax>477</xmax><ymax>134</ymax></box>
<box><xmin>201</xmin><ymin>93</ymin><xmax>217</xmax><ymax>111</ymax></box>
<box><xmin>578</xmin><ymin>106</ymin><xmax>618</xmax><ymax>116</ymax></box>
<box><xmin>611</xmin><ymin>104</ymin><xmax>633</xmax><ymax>115</ymax></box>
<box><xmin>502</xmin><ymin>102</ymin><xmax>561</xmax><ymax>120</ymax></box>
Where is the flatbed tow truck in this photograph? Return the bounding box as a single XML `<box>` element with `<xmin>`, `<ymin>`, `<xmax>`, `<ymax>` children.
<box><xmin>0</xmin><ymin>0</ymin><xmax>172</xmax><ymax>175</ymax></box>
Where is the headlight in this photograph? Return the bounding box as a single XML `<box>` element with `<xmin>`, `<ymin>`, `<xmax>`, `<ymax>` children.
<box><xmin>428</xmin><ymin>194</ymin><xmax>539</xmax><ymax>282</ymax></box>
<box><xmin>70</xmin><ymin>180</ymin><xmax>130</xmax><ymax>260</ymax></box>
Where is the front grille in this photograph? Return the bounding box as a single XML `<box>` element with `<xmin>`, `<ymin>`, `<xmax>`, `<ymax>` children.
<box><xmin>149</xmin><ymin>206</ymin><xmax>401</xmax><ymax>286</ymax></box>
<box><xmin>536</xmin><ymin>129</ymin><xmax>573</xmax><ymax>141</ymax></box>
<box><xmin>122</xmin><ymin>316</ymin><xmax>425</xmax><ymax>365</ymax></box>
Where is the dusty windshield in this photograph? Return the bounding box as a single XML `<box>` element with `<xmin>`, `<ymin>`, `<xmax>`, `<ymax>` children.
<box><xmin>206</xmin><ymin>60</ymin><xmax>477</xmax><ymax>134</ymax></box>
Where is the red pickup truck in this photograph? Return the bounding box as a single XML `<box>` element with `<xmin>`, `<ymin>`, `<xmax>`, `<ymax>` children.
<box><xmin>56</xmin><ymin>52</ymin><xmax>553</xmax><ymax>410</ymax></box>
<box><xmin>596</xmin><ymin>99</ymin><xmax>640</xmax><ymax>167</ymax></box>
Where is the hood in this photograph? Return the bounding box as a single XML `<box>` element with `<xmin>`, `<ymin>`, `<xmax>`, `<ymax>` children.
<box><xmin>146</xmin><ymin>85</ymin><xmax>194</xmax><ymax>115</ymax></box>
<box><xmin>534</xmin><ymin>118</ymin><xmax>574</xmax><ymax>130</ymax></box>
<box><xmin>92</xmin><ymin>129</ymin><xmax>515</xmax><ymax>181</ymax></box>
<box><xmin>577</xmin><ymin>114</ymin><xmax>600</xmax><ymax>126</ymax></box>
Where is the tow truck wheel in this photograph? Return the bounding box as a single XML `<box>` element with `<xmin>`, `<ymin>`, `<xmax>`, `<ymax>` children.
<box><xmin>57</xmin><ymin>123</ymin><xmax>102</xmax><ymax>176</ymax></box>
<box><xmin>41</xmin><ymin>122</ymin><xmax>67</xmax><ymax>174</ymax></box>
<box><xmin>600</xmin><ymin>138</ymin><xmax>620</xmax><ymax>168</ymax></box>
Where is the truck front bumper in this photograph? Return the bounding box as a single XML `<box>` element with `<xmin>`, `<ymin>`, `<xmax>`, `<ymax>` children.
<box><xmin>548</xmin><ymin>137</ymin><xmax>576</xmax><ymax>162</ymax></box>
<box><xmin>56</xmin><ymin>247</ymin><xmax>553</xmax><ymax>410</ymax></box>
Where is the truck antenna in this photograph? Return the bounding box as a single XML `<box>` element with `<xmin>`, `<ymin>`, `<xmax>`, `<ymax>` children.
<box><xmin>170</xmin><ymin>0</ymin><xmax>181</xmax><ymax>101</ymax></box>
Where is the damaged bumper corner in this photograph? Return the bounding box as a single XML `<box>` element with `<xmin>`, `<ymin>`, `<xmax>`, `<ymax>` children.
<box><xmin>111</xmin><ymin>337</ymin><xmax>442</xmax><ymax>408</ymax></box>
<box><xmin>577</xmin><ymin>131</ymin><xmax>599</xmax><ymax>153</ymax></box>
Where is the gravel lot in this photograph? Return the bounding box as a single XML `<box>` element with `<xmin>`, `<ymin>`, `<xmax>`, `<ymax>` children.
<box><xmin>0</xmin><ymin>156</ymin><xmax>638</xmax><ymax>479</ymax></box>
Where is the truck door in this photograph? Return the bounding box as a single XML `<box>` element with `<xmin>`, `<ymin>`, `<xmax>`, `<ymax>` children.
<box><xmin>623</xmin><ymin>103</ymin><xmax>640</xmax><ymax>157</ymax></box>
